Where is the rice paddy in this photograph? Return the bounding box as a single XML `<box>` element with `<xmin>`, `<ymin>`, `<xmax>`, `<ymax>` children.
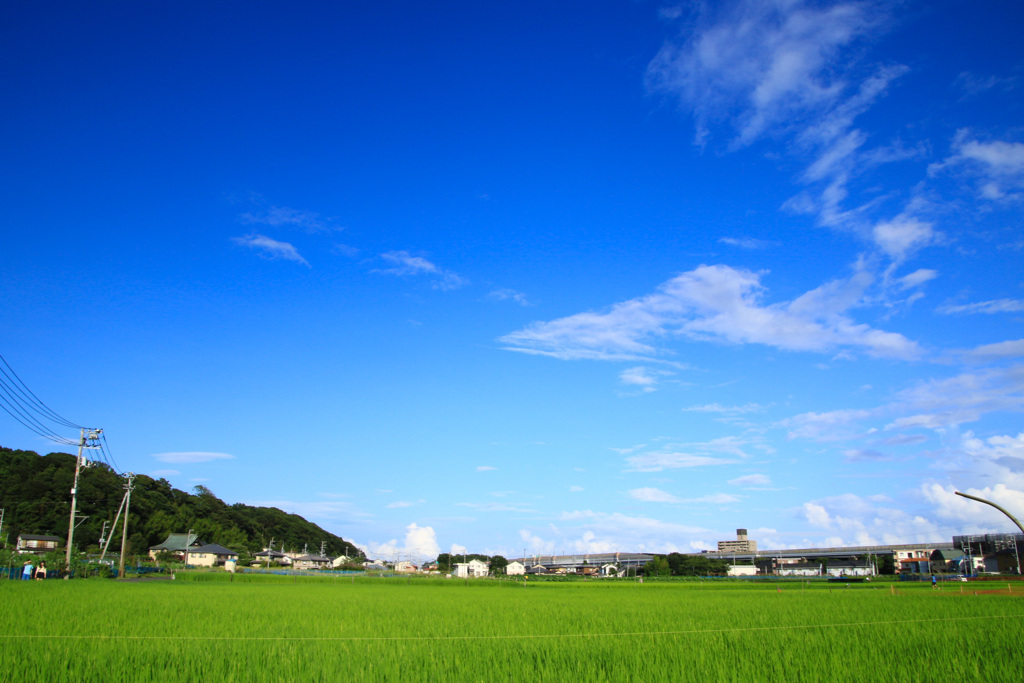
<box><xmin>1</xmin><ymin>575</ymin><xmax>1021</xmax><ymax>681</ymax></box>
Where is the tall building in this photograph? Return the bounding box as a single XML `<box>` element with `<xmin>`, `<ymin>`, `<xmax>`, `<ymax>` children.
<box><xmin>718</xmin><ymin>528</ymin><xmax>758</xmax><ymax>553</ymax></box>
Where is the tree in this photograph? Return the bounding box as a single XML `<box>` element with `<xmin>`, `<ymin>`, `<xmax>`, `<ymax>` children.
<box><xmin>643</xmin><ymin>556</ymin><xmax>671</xmax><ymax>577</ymax></box>
<box><xmin>489</xmin><ymin>555</ymin><xmax>509</xmax><ymax>575</ymax></box>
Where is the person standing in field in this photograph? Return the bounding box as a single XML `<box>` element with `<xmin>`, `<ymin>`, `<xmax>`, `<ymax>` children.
<box><xmin>35</xmin><ymin>561</ymin><xmax>46</xmax><ymax>580</ymax></box>
<box><xmin>22</xmin><ymin>561</ymin><xmax>33</xmax><ymax>581</ymax></box>
<box><xmin>931</xmin><ymin>575</ymin><xmax>937</xmax><ymax>589</ymax></box>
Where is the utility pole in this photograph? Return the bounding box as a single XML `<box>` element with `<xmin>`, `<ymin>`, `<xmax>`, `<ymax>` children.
<box><xmin>183</xmin><ymin>528</ymin><xmax>193</xmax><ymax>569</ymax></box>
<box><xmin>98</xmin><ymin>520</ymin><xmax>110</xmax><ymax>550</ymax></box>
<box><xmin>117</xmin><ymin>473</ymin><xmax>134</xmax><ymax>579</ymax></box>
<box><xmin>66</xmin><ymin>428</ymin><xmax>102</xmax><ymax>572</ymax></box>
<box><xmin>0</xmin><ymin>508</ymin><xmax>5</xmax><ymax>548</ymax></box>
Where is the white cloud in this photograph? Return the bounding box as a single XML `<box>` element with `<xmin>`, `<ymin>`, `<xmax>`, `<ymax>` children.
<box><xmin>897</xmin><ymin>269</ymin><xmax>938</xmax><ymax>289</ymax></box>
<box><xmin>151</xmin><ymin>451</ymin><xmax>235</xmax><ymax>464</ymax></box>
<box><xmin>799</xmin><ymin>494</ymin><xmax>942</xmax><ymax>545</ymax></box>
<box><xmin>540</xmin><ymin>511</ymin><xmax>713</xmax><ymax>554</ymax></box>
<box><xmin>569</xmin><ymin>485</ymin><xmax>584</xmax><ymax>493</ymax></box>
<box><xmin>625</xmin><ymin>453</ymin><xmax>737</xmax><ymax>472</ymax></box>
<box><xmin>501</xmin><ymin>264</ymin><xmax>920</xmax><ymax>362</ymax></box>
<box><xmin>150</xmin><ymin>469</ymin><xmax>180</xmax><ymax>478</ymax></box>
<box><xmin>922</xmin><ymin>482</ymin><xmax>1024</xmax><ymax>535</ymax></box>
<box><xmin>476</xmin><ymin>465</ymin><xmax>497</xmax><ymax>472</ymax></box>
<box><xmin>937</xmin><ymin>299</ymin><xmax>1024</xmax><ymax>315</ymax></box>
<box><xmin>619</xmin><ymin>366</ymin><xmax>671</xmax><ymax>392</ymax></box>
<box><xmin>377</xmin><ymin>251</ymin><xmax>467</xmax><ymax>290</ymax></box>
<box><xmin>719</xmin><ymin>236</ymin><xmax>775</xmax><ymax>249</ymax></box>
<box><xmin>232</xmin><ymin>234</ymin><xmax>310</xmax><ymax>266</ymax></box>
<box><xmin>450</xmin><ymin>543</ymin><xmax>467</xmax><ymax>555</ymax></box>
<box><xmin>386</xmin><ymin>500</ymin><xmax>425</xmax><ymax>509</ymax></box>
<box><xmin>683</xmin><ymin>402</ymin><xmax>767</xmax><ymax>414</ymax></box>
<box><xmin>647</xmin><ymin>0</ymin><xmax>882</xmax><ymax>147</ymax></box>
<box><xmin>629</xmin><ymin>487</ymin><xmax>682</xmax><ymax>503</ymax></box>
<box><xmin>241</xmin><ymin>206</ymin><xmax>332</xmax><ymax>232</ymax></box>
<box><xmin>784</xmin><ymin>408</ymin><xmax>875</xmax><ymax>441</ymax></box>
<box><xmin>930</xmin><ymin>132</ymin><xmax>1024</xmax><ymax>201</ymax></box>
<box><xmin>968</xmin><ymin>339</ymin><xmax>1024</xmax><ymax>360</ymax></box>
<box><xmin>456</xmin><ymin>502</ymin><xmax>536</xmax><ymax>512</ymax></box>
<box><xmin>248</xmin><ymin>499</ymin><xmax>370</xmax><ymax>522</ymax></box>
<box><xmin>362</xmin><ymin>523</ymin><xmax>441</xmax><ymax>562</ymax></box>
<box><xmin>872</xmin><ymin>214</ymin><xmax>937</xmax><ymax>262</ymax></box>
<box><xmin>729</xmin><ymin>473</ymin><xmax>772</xmax><ymax>487</ymax></box>
<box><xmin>488</xmin><ymin>289</ymin><xmax>531</xmax><ymax>306</ymax></box>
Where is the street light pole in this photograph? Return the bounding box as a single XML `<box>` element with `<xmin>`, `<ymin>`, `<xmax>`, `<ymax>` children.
<box><xmin>955</xmin><ymin>491</ymin><xmax>1024</xmax><ymax>574</ymax></box>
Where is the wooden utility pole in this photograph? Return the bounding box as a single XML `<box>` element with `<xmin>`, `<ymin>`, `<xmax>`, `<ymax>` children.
<box><xmin>118</xmin><ymin>473</ymin><xmax>135</xmax><ymax>578</ymax></box>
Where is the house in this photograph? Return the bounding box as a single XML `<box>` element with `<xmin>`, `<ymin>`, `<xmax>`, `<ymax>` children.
<box><xmin>293</xmin><ymin>554</ymin><xmax>331</xmax><ymax>570</ymax></box>
<box><xmin>726</xmin><ymin>564</ymin><xmax>758</xmax><ymax>577</ymax></box>
<box><xmin>930</xmin><ymin>548</ymin><xmax>965</xmax><ymax>572</ymax></box>
<box><xmin>453</xmin><ymin>559</ymin><xmax>489</xmax><ymax>577</ymax></box>
<box><xmin>825</xmin><ymin>560</ymin><xmax>875</xmax><ymax>577</ymax></box>
<box><xmin>776</xmin><ymin>562</ymin><xmax>822</xmax><ymax>577</ymax></box>
<box><xmin>16</xmin><ymin>534</ymin><xmax>61</xmax><ymax>554</ymax></box>
<box><xmin>505</xmin><ymin>561</ymin><xmax>525</xmax><ymax>576</ymax></box>
<box><xmin>526</xmin><ymin>564</ymin><xmax>549</xmax><ymax>575</ymax></box>
<box><xmin>149</xmin><ymin>533</ymin><xmax>204</xmax><ymax>561</ymax></box>
<box><xmin>394</xmin><ymin>560</ymin><xmax>418</xmax><ymax>573</ymax></box>
<box><xmin>331</xmin><ymin>555</ymin><xmax>355</xmax><ymax>569</ymax></box>
<box><xmin>983</xmin><ymin>548</ymin><xmax>1020</xmax><ymax>574</ymax></box>
<box><xmin>187</xmin><ymin>543</ymin><xmax>239</xmax><ymax>568</ymax></box>
<box><xmin>253</xmin><ymin>549</ymin><xmax>291</xmax><ymax>566</ymax></box>
<box><xmin>600</xmin><ymin>563</ymin><xmax>621</xmax><ymax>577</ymax></box>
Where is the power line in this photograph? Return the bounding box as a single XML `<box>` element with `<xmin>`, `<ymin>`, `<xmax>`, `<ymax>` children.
<box><xmin>0</xmin><ymin>353</ymin><xmax>84</xmax><ymax>430</ymax></box>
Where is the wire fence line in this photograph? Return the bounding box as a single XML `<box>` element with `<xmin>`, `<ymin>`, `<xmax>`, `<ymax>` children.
<box><xmin>0</xmin><ymin>614</ymin><xmax>1020</xmax><ymax>643</ymax></box>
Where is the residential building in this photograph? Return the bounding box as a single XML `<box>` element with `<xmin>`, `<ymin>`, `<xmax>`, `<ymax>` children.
<box><xmin>505</xmin><ymin>561</ymin><xmax>525</xmax><ymax>576</ymax></box>
<box><xmin>453</xmin><ymin>559</ymin><xmax>489</xmax><ymax>577</ymax></box>
<box><xmin>149</xmin><ymin>533</ymin><xmax>203</xmax><ymax>561</ymax></box>
<box><xmin>187</xmin><ymin>543</ymin><xmax>239</xmax><ymax>568</ymax></box>
<box><xmin>292</xmin><ymin>554</ymin><xmax>331</xmax><ymax>570</ymax></box>
<box><xmin>825</xmin><ymin>560</ymin><xmax>875</xmax><ymax>577</ymax></box>
<box><xmin>726</xmin><ymin>564</ymin><xmax>757</xmax><ymax>577</ymax></box>
<box><xmin>16</xmin><ymin>534</ymin><xmax>61</xmax><ymax>554</ymax></box>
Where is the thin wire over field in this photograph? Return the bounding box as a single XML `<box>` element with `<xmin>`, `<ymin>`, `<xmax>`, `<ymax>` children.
<box><xmin>1</xmin><ymin>613</ymin><xmax>1020</xmax><ymax>642</ymax></box>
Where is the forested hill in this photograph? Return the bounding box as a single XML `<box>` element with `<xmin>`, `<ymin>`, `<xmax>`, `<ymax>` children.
<box><xmin>0</xmin><ymin>446</ymin><xmax>363</xmax><ymax>560</ymax></box>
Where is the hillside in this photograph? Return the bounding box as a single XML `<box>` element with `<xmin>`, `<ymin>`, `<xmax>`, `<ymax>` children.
<box><xmin>0</xmin><ymin>446</ymin><xmax>362</xmax><ymax>560</ymax></box>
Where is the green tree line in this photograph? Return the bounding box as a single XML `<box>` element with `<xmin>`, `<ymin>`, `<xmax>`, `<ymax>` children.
<box><xmin>0</xmin><ymin>446</ymin><xmax>363</xmax><ymax>561</ymax></box>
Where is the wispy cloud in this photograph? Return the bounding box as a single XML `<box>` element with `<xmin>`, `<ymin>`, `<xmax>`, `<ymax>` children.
<box><xmin>719</xmin><ymin>236</ymin><xmax>776</xmax><ymax>249</ymax></box>
<box><xmin>967</xmin><ymin>339</ymin><xmax>1024</xmax><ymax>361</ymax></box>
<box><xmin>647</xmin><ymin>0</ymin><xmax>884</xmax><ymax>148</ymax></box>
<box><xmin>151</xmin><ymin>451</ymin><xmax>235</xmax><ymax>464</ymax></box>
<box><xmin>377</xmin><ymin>251</ymin><xmax>467</xmax><ymax>290</ymax></box>
<box><xmin>647</xmin><ymin>1</ymin><xmax>944</xmax><ymax>263</ymax></box>
<box><xmin>629</xmin><ymin>487</ymin><xmax>682</xmax><ymax>503</ymax></box>
<box><xmin>501</xmin><ymin>264</ymin><xmax>920</xmax><ymax>361</ymax></box>
<box><xmin>728</xmin><ymin>473</ymin><xmax>772</xmax><ymax>487</ymax></box>
<box><xmin>683</xmin><ymin>402</ymin><xmax>767</xmax><ymax>414</ymax></box>
<box><xmin>241</xmin><ymin>205</ymin><xmax>335</xmax><ymax>233</ymax></box>
<box><xmin>232</xmin><ymin>234</ymin><xmax>310</xmax><ymax>267</ymax></box>
<box><xmin>937</xmin><ymin>298</ymin><xmax>1024</xmax><ymax>315</ymax></box>
<box><xmin>488</xmin><ymin>289</ymin><xmax>531</xmax><ymax>306</ymax></box>
<box><xmin>929</xmin><ymin>130</ymin><xmax>1024</xmax><ymax>201</ymax></box>
<box><xmin>476</xmin><ymin>465</ymin><xmax>497</xmax><ymax>472</ymax></box>
<box><xmin>619</xmin><ymin>366</ymin><xmax>674</xmax><ymax>392</ymax></box>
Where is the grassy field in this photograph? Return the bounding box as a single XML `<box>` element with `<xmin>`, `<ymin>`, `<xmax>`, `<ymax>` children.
<box><xmin>1</xmin><ymin>574</ymin><xmax>1021</xmax><ymax>681</ymax></box>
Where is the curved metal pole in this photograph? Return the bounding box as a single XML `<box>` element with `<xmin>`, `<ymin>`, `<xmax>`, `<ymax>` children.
<box><xmin>955</xmin><ymin>490</ymin><xmax>1023</xmax><ymax>574</ymax></box>
<box><xmin>955</xmin><ymin>491</ymin><xmax>1024</xmax><ymax>535</ymax></box>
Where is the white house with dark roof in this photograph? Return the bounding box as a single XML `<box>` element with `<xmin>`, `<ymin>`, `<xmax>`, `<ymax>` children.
<box><xmin>187</xmin><ymin>543</ymin><xmax>239</xmax><ymax>568</ymax></box>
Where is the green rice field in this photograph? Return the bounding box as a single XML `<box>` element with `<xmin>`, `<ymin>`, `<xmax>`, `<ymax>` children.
<box><xmin>2</xmin><ymin>574</ymin><xmax>1021</xmax><ymax>681</ymax></box>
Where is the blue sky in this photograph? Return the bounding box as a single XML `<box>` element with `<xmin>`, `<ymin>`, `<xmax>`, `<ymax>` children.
<box><xmin>3</xmin><ymin>0</ymin><xmax>1023</xmax><ymax>561</ymax></box>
